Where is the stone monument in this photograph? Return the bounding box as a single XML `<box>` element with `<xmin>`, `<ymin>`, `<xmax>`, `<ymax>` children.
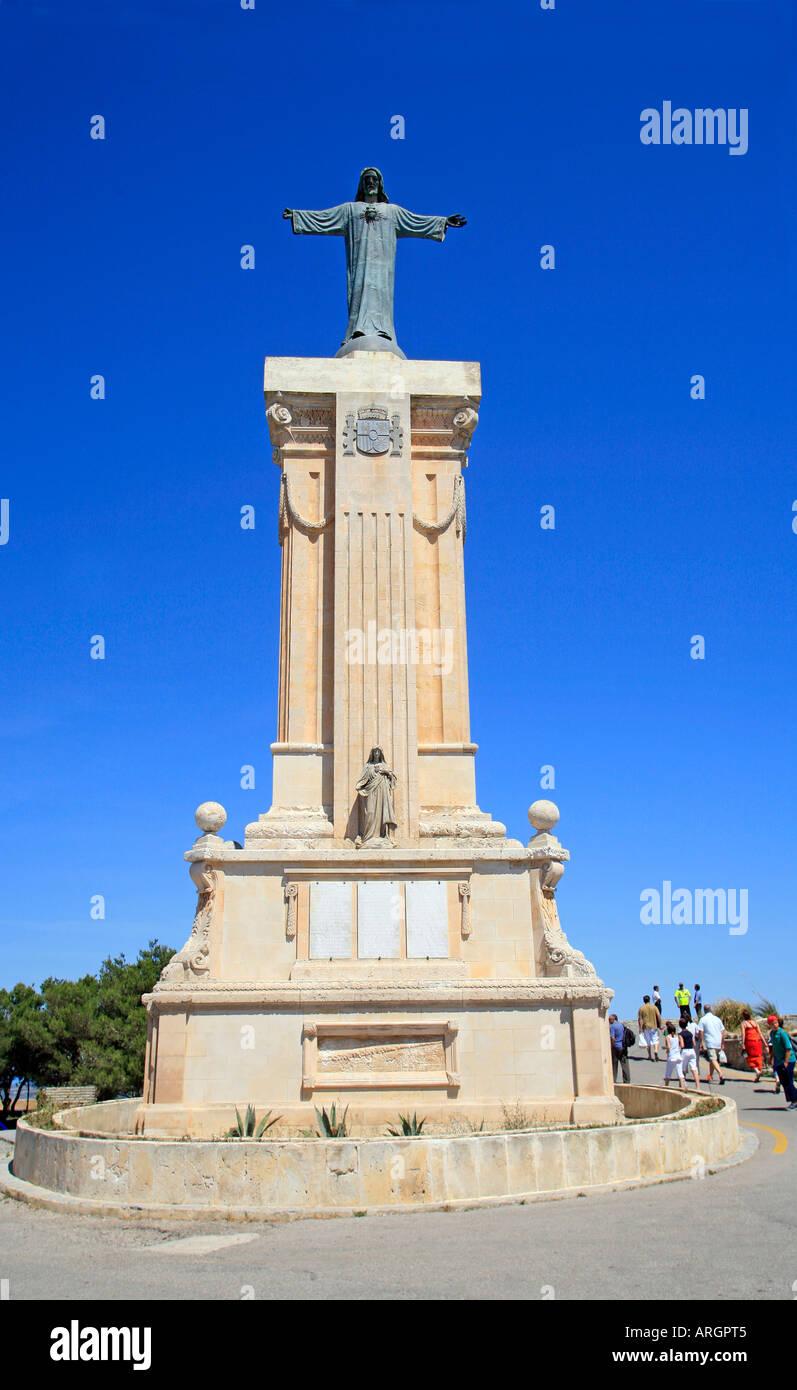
<box><xmin>138</xmin><ymin>169</ymin><xmax>620</xmax><ymax>1136</ymax></box>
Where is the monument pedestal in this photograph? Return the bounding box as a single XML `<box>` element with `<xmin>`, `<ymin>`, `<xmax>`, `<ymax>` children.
<box><xmin>139</xmin><ymin>354</ymin><xmax>620</xmax><ymax>1137</ymax></box>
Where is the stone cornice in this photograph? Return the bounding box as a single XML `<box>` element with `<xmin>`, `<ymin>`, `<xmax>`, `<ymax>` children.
<box><xmin>264</xmin><ymin>356</ymin><xmax>482</xmax><ymax>403</ymax></box>
<box><xmin>144</xmin><ymin>978</ymin><xmax>610</xmax><ymax>1010</ymax></box>
<box><xmin>184</xmin><ymin>843</ymin><xmax>541</xmax><ymax>866</ymax></box>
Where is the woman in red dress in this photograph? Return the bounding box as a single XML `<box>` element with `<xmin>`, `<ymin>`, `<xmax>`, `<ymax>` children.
<box><xmin>740</xmin><ymin>1008</ymin><xmax>765</xmax><ymax>1082</ymax></box>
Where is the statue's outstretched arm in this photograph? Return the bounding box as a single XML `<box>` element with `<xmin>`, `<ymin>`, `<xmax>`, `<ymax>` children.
<box><xmin>285</xmin><ymin>205</ymin><xmax>348</xmax><ymax>235</ymax></box>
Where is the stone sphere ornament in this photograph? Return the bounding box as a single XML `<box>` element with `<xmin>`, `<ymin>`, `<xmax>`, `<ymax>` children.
<box><xmin>528</xmin><ymin>799</ymin><xmax>560</xmax><ymax>833</ymax></box>
<box><xmin>195</xmin><ymin>801</ymin><xmax>227</xmax><ymax>836</ymax></box>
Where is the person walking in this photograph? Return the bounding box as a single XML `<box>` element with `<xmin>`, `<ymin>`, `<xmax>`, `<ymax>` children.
<box><xmin>652</xmin><ymin>985</ymin><xmax>663</xmax><ymax>1017</ymax></box>
<box><xmin>638</xmin><ymin>995</ymin><xmax>662</xmax><ymax>1061</ymax></box>
<box><xmin>609</xmin><ymin>1014</ymin><xmax>630</xmax><ymax>1083</ymax></box>
<box><xmin>696</xmin><ymin>1005</ymin><xmax>725</xmax><ymax>1085</ymax></box>
<box><xmin>679</xmin><ymin>1018</ymin><xmax>701</xmax><ymax>1090</ymax></box>
<box><xmin>766</xmin><ymin>1016</ymin><xmax>782</xmax><ymax>1094</ymax></box>
<box><xmin>663</xmin><ymin>1022</ymin><xmax>686</xmax><ymax>1090</ymax></box>
<box><xmin>693</xmin><ymin>985</ymin><xmax>703</xmax><ymax>1020</ymax></box>
<box><xmin>674</xmin><ymin>982</ymin><xmax>692</xmax><ymax>1022</ymax></box>
<box><xmin>740</xmin><ymin>1008</ymin><xmax>765</xmax><ymax>1083</ymax></box>
<box><xmin>766</xmin><ymin>1015</ymin><xmax>797</xmax><ymax>1108</ymax></box>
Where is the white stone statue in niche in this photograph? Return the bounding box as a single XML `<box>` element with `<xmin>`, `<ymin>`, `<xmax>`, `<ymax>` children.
<box><xmin>355</xmin><ymin>746</ymin><xmax>397</xmax><ymax>847</ymax></box>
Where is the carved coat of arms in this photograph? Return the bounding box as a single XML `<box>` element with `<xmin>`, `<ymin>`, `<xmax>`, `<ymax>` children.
<box><xmin>357</xmin><ymin>406</ymin><xmax>391</xmax><ymax>455</ymax></box>
<box><xmin>342</xmin><ymin>404</ymin><xmax>403</xmax><ymax>457</ymax></box>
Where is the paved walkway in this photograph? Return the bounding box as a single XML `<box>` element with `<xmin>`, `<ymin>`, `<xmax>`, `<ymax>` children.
<box><xmin>1</xmin><ymin>1057</ymin><xmax>794</xmax><ymax>1300</ymax></box>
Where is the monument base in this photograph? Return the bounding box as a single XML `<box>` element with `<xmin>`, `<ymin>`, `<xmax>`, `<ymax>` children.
<box><xmin>140</xmin><ymin>829</ymin><xmax>620</xmax><ymax>1138</ymax></box>
<box><xmin>334</xmin><ymin>335</ymin><xmax>406</xmax><ymax>358</ymax></box>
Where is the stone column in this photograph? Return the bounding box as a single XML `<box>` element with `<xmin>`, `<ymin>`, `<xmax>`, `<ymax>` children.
<box><xmin>411</xmin><ymin>400</ymin><xmax>478</xmax><ymax>816</ymax></box>
<box><xmin>249</xmin><ymin>355</ymin><xmax>482</xmax><ymax>848</ymax></box>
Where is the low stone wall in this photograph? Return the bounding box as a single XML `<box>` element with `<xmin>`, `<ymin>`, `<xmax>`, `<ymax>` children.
<box><xmin>7</xmin><ymin>1086</ymin><xmax>741</xmax><ymax>1218</ymax></box>
<box><xmin>613</xmin><ymin>1084</ymin><xmax>695</xmax><ymax>1119</ymax></box>
<box><xmin>52</xmin><ymin>1097</ymin><xmax>141</xmax><ymax>1136</ymax></box>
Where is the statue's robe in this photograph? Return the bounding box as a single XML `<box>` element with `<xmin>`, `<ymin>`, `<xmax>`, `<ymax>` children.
<box><xmin>290</xmin><ymin>203</ymin><xmax>447</xmax><ymax>346</ymax></box>
<box><xmin>355</xmin><ymin>761</ymin><xmax>397</xmax><ymax>842</ymax></box>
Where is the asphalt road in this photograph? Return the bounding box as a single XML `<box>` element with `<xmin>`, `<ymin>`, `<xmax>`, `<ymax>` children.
<box><xmin>1</xmin><ymin>1056</ymin><xmax>794</xmax><ymax>1301</ymax></box>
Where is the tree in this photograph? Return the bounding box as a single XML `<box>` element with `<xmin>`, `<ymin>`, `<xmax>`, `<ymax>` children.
<box><xmin>0</xmin><ymin>940</ymin><xmax>175</xmax><ymax>1115</ymax></box>
<box><xmin>35</xmin><ymin>974</ymin><xmax>102</xmax><ymax>1088</ymax></box>
<box><xmin>88</xmin><ymin>941</ymin><xmax>175</xmax><ymax>1097</ymax></box>
<box><xmin>0</xmin><ymin>983</ymin><xmax>46</xmax><ymax>1124</ymax></box>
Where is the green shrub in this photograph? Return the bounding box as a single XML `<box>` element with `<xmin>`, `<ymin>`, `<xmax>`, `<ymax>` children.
<box><xmin>386</xmin><ymin>1112</ymin><xmax>426</xmax><ymax>1136</ymax></box>
<box><xmin>752</xmin><ymin>994</ymin><xmax>780</xmax><ymax>1021</ymax></box>
<box><xmin>225</xmin><ymin>1104</ymin><xmax>280</xmax><ymax>1139</ymax></box>
<box><xmin>314</xmin><ymin>1102</ymin><xmax>349</xmax><ymax>1138</ymax></box>
<box><xmin>709</xmin><ymin>998</ymin><xmax>753</xmax><ymax>1032</ymax></box>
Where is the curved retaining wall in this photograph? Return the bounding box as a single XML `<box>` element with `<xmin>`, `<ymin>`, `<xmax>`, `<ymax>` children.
<box><xmin>8</xmin><ymin>1087</ymin><xmax>740</xmax><ymax>1218</ymax></box>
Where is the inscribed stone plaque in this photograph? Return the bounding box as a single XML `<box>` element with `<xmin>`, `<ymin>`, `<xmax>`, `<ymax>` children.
<box><xmin>357</xmin><ymin>880</ymin><xmax>401</xmax><ymax>958</ymax></box>
<box><xmin>309</xmin><ymin>881</ymin><xmax>352</xmax><ymax>958</ymax></box>
<box><xmin>405</xmin><ymin>879</ymin><xmax>449</xmax><ymax>958</ymax></box>
<box><xmin>317</xmin><ymin>1035</ymin><xmax>446</xmax><ymax>1074</ymax></box>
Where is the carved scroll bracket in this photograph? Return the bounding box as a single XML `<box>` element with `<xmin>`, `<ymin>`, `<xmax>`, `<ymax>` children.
<box><xmin>533</xmin><ymin>858</ymin><xmax>598</xmax><ymax>981</ymax></box>
<box><xmin>458</xmin><ymin>881</ymin><xmax>472</xmax><ymax>938</ymax></box>
<box><xmin>452</xmin><ymin>404</ymin><xmax>479</xmax><ymax>462</ymax></box>
<box><xmin>156</xmin><ymin>862</ymin><xmax>221</xmax><ymax>987</ymax></box>
<box><xmin>266</xmin><ymin>400</ymin><xmax>294</xmax><ymax>468</ymax></box>
<box><xmin>284</xmin><ymin>882</ymin><xmax>299</xmax><ymax>940</ymax></box>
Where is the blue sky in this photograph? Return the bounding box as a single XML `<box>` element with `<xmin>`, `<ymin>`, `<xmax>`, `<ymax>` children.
<box><xmin>1</xmin><ymin>0</ymin><xmax>795</xmax><ymax>1019</ymax></box>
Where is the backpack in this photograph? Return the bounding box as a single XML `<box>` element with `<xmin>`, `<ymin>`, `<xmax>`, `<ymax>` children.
<box><xmin>623</xmin><ymin>1025</ymin><xmax>636</xmax><ymax>1049</ymax></box>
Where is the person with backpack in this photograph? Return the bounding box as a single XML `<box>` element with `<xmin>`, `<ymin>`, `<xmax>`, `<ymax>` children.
<box><xmin>766</xmin><ymin>1015</ymin><xmax>797</xmax><ymax>1108</ymax></box>
<box><xmin>609</xmin><ymin>1013</ymin><xmax>631</xmax><ymax>1083</ymax></box>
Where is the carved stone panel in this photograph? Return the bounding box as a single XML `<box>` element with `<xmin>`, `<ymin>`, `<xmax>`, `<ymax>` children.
<box><xmin>356</xmin><ymin>880</ymin><xmax>401</xmax><ymax>959</ymax></box>
<box><xmin>309</xmin><ymin>881</ymin><xmax>352</xmax><ymax>959</ymax></box>
<box><xmin>301</xmin><ymin>1019</ymin><xmax>460</xmax><ymax>1091</ymax></box>
<box><xmin>405</xmin><ymin>879</ymin><xmax>449</xmax><ymax>959</ymax></box>
<box><xmin>317</xmin><ymin>1036</ymin><xmax>446</xmax><ymax>1074</ymax></box>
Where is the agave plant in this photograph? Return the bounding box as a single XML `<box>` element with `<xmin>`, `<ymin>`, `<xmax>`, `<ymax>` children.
<box><xmin>314</xmin><ymin>1102</ymin><xmax>349</xmax><ymax>1137</ymax></box>
<box><xmin>386</xmin><ymin>1112</ymin><xmax>426</xmax><ymax>1136</ymax></box>
<box><xmin>753</xmin><ymin>993</ymin><xmax>780</xmax><ymax>1020</ymax></box>
<box><xmin>225</xmin><ymin>1104</ymin><xmax>280</xmax><ymax>1139</ymax></box>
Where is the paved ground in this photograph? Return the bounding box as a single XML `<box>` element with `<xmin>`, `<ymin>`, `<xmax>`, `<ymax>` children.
<box><xmin>1</xmin><ymin>1055</ymin><xmax>794</xmax><ymax>1301</ymax></box>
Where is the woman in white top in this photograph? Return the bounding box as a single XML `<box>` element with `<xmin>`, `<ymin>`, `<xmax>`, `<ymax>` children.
<box><xmin>663</xmin><ymin>1021</ymin><xmax>686</xmax><ymax>1090</ymax></box>
<box><xmin>678</xmin><ymin>1021</ymin><xmax>701</xmax><ymax>1090</ymax></box>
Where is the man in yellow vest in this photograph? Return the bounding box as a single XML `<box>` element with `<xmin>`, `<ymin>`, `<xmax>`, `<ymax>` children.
<box><xmin>674</xmin><ymin>982</ymin><xmax>692</xmax><ymax>1021</ymax></box>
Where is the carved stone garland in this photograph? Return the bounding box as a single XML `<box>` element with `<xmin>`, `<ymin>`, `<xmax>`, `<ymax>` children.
<box><xmin>413</xmin><ymin>474</ymin><xmax>466</xmax><ymax>543</ymax></box>
<box><xmin>278</xmin><ymin>473</ymin><xmax>335</xmax><ymax>545</ymax></box>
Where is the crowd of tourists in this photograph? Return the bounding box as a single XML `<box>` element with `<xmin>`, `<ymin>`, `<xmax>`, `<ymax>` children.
<box><xmin>608</xmin><ymin>982</ymin><xmax>797</xmax><ymax>1110</ymax></box>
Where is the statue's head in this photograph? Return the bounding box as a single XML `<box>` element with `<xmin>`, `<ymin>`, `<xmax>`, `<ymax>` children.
<box><xmin>356</xmin><ymin>168</ymin><xmax>388</xmax><ymax>204</ymax></box>
<box><xmin>368</xmin><ymin>746</ymin><xmax>385</xmax><ymax>764</ymax></box>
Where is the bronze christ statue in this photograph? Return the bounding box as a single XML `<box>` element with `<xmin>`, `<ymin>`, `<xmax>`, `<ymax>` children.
<box><xmin>283</xmin><ymin>167</ymin><xmax>466</xmax><ymax>356</ymax></box>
